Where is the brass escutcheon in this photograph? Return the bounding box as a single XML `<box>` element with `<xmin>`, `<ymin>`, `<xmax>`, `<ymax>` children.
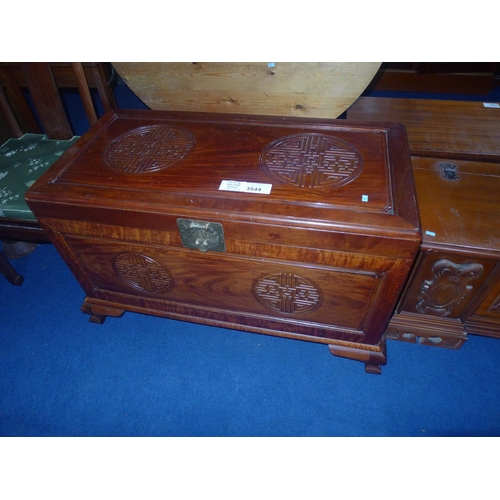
<box><xmin>177</xmin><ymin>219</ymin><xmax>226</xmax><ymax>253</ymax></box>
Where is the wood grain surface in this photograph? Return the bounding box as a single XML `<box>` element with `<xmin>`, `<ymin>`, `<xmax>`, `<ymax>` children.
<box><xmin>112</xmin><ymin>62</ymin><xmax>381</xmax><ymax>118</ymax></box>
<box><xmin>387</xmin><ymin>154</ymin><xmax>500</xmax><ymax>345</ymax></box>
<box><xmin>411</xmin><ymin>156</ymin><xmax>500</xmax><ymax>255</ymax></box>
<box><xmin>346</xmin><ymin>97</ymin><xmax>500</xmax><ymax>161</ymax></box>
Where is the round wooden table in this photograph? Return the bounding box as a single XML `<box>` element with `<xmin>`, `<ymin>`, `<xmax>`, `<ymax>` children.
<box><xmin>112</xmin><ymin>62</ymin><xmax>381</xmax><ymax>119</ymax></box>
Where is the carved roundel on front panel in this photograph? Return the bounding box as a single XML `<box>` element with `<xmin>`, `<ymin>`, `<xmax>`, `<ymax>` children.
<box><xmin>102</xmin><ymin>125</ymin><xmax>195</xmax><ymax>174</ymax></box>
<box><xmin>252</xmin><ymin>272</ymin><xmax>323</xmax><ymax>314</ymax></box>
<box><xmin>260</xmin><ymin>133</ymin><xmax>364</xmax><ymax>188</ymax></box>
<box><xmin>112</xmin><ymin>252</ymin><xmax>174</xmax><ymax>294</ymax></box>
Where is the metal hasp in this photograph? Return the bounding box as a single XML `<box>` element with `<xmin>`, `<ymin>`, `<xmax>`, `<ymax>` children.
<box><xmin>177</xmin><ymin>219</ymin><xmax>226</xmax><ymax>253</ymax></box>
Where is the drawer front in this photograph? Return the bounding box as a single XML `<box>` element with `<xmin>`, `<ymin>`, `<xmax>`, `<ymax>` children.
<box><xmin>63</xmin><ymin>235</ymin><xmax>391</xmax><ymax>340</ymax></box>
<box><xmin>399</xmin><ymin>252</ymin><xmax>495</xmax><ymax>319</ymax></box>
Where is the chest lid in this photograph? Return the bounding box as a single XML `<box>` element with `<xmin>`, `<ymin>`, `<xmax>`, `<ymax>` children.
<box><xmin>26</xmin><ymin>109</ymin><xmax>420</xmax><ymax>238</ymax></box>
<box><xmin>412</xmin><ymin>156</ymin><xmax>500</xmax><ymax>255</ymax></box>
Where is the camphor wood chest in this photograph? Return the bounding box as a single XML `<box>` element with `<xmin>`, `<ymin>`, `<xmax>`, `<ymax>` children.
<box><xmin>26</xmin><ymin>110</ymin><xmax>421</xmax><ymax>373</ymax></box>
<box><xmin>387</xmin><ymin>156</ymin><xmax>500</xmax><ymax>347</ymax></box>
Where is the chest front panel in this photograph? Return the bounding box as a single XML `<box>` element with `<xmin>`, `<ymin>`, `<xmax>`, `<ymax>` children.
<box><xmin>41</xmin><ymin>215</ymin><xmax>412</xmax><ymax>345</ymax></box>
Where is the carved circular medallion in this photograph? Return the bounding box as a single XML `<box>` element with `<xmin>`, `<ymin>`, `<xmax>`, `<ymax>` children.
<box><xmin>103</xmin><ymin>125</ymin><xmax>195</xmax><ymax>173</ymax></box>
<box><xmin>113</xmin><ymin>252</ymin><xmax>174</xmax><ymax>293</ymax></box>
<box><xmin>260</xmin><ymin>133</ymin><xmax>363</xmax><ymax>188</ymax></box>
<box><xmin>252</xmin><ymin>272</ymin><xmax>322</xmax><ymax>314</ymax></box>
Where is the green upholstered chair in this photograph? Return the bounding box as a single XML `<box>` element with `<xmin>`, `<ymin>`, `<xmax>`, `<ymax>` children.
<box><xmin>0</xmin><ymin>62</ymin><xmax>110</xmax><ymax>285</ymax></box>
<box><xmin>0</xmin><ymin>134</ymin><xmax>80</xmax><ymax>220</ymax></box>
<box><xmin>0</xmin><ymin>134</ymin><xmax>79</xmax><ymax>284</ymax></box>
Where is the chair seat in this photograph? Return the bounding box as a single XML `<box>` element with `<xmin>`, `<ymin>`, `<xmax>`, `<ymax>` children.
<box><xmin>0</xmin><ymin>133</ymin><xmax>79</xmax><ymax>220</ymax></box>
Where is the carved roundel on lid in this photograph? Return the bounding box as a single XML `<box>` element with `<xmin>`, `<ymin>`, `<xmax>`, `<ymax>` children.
<box><xmin>260</xmin><ymin>133</ymin><xmax>364</xmax><ymax>188</ymax></box>
<box><xmin>102</xmin><ymin>125</ymin><xmax>195</xmax><ymax>174</ymax></box>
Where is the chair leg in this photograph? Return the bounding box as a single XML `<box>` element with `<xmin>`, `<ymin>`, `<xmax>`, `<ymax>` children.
<box><xmin>0</xmin><ymin>251</ymin><xmax>24</xmax><ymax>286</ymax></box>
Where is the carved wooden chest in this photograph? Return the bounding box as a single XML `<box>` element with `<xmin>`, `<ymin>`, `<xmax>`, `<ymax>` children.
<box><xmin>386</xmin><ymin>156</ymin><xmax>500</xmax><ymax>347</ymax></box>
<box><xmin>26</xmin><ymin>110</ymin><xmax>421</xmax><ymax>373</ymax></box>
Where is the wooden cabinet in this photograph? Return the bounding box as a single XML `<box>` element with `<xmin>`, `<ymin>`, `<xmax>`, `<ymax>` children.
<box><xmin>25</xmin><ymin>109</ymin><xmax>421</xmax><ymax>373</ymax></box>
<box><xmin>386</xmin><ymin>156</ymin><xmax>500</xmax><ymax>346</ymax></box>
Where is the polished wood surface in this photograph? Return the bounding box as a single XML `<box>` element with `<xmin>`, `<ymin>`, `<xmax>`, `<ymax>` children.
<box><xmin>363</xmin><ymin>96</ymin><xmax>500</xmax><ymax>346</ymax></box>
<box><xmin>411</xmin><ymin>156</ymin><xmax>500</xmax><ymax>255</ymax></box>
<box><xmin>346</xmin><ymin>97</ymin><xmax>500</xmax><ymax>161</ymax></box>
<box><xmin>28</xmin><ymin>110</ymin><xmax>420</xmax><ymax>239</ymax></box>
<box><xmin>386</xmin><ymin>155</ymin><xmax>500</xmax><ymax>346</ymax></box>
<box><xmin>26</xmin><ymin>109</ymin><xmax>421</xmax><ymax>372</ymax></box>
<box><xmin>112</xmin><ymin>62</ymin><xmax>381</xmax><ymax>118</ymax></box>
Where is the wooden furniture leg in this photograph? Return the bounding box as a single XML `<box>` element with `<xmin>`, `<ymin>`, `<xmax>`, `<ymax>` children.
<box><xmin>329</xmin><ymin>337</ymin><xmax>387</xmax><ymax>374</ymax></box>
<box><xmin>81</xmin><ymin>299</ymin><xmax>125</xmax><ymax>324</ymax></box>
<box><xmin>0</xmin><ymin>251</ymin><xmax>23</xmax><ymax>286</ymax></box>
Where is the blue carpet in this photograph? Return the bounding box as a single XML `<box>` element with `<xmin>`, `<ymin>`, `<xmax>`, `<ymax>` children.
<box><xmin>2</xmin><ymin>72</ymin><xmax>500</xmax><ymax>438</ymax></box>
<box><xmin>1</xmin><ymin>243</ymin><xmax>500</xmax><ymax>437</ymax></box>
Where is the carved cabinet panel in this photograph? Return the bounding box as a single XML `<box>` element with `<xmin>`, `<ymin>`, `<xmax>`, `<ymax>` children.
<box><xmin>387</xmin><ymin>252</ymin><xmax>499</xmax><ymax>348</ymax></box>
<box><xmin>403</xmin><ymin>253</ymin><xmax>492</xmax><ymax>318</ymax></box>
<box><xmin>386</xmin><ymin>155</ymin><xmax>500</xmax><ymax>348</ymax></box>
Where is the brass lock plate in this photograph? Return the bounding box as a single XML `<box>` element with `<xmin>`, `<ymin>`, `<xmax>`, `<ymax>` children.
<box><xmin>177</xmin><ymin>218</ymin><xmax>226</xmax><ymax>253</ymax></box>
